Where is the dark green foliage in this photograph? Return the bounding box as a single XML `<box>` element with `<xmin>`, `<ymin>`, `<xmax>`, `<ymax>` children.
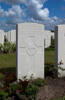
<box><xmin>19</xmin><ymin>79</ymin><xmax>28</xmax><ymax>93</ymax></box>
<box><xmin>3</xmin><ymin>42</ymin><xmax>11</xmax><ymax>53</ymax></box>
<box><xmin>0</xmin><ymin>37</ymin><xmax>16</xmax><ymax>54</ymax></box>
<box><xmin>45</xmin><ymin>64</ymin><xmax>58</xmax><ymax>78</ymax></box>
<box><xmin>45</xmin><ymin>47</ymin><xmax>54</xmax><ymax>51</ymax></box>
<box><xmin>4</xmin><ymin>36</ymin><xmax>8</xmax><ymax>43</ymax></box>
<box><xmin>0</xmin><ymin>82</ymin><xmax>4</xmax><ymax>89</ymax></box>
<box><xmin>0</xmin><ymin>43</ymin><xmax>3</xmax><ymax>53</ymax></box>
<box><xmin>7</xmin><ymin>82</ymin><xmax>20</xmax><ymax>94</ymax></box>
<box><xmin>32</xmin><ymin>78</ymin><xmax>46</xmax><ymax>87</ymax></box>
<box><xmin>25</xmin><ymin>83</ymin><xmax>39</xmax><ymax>100</ymax></box>
<box><xmin>50</xmin><ymin>36</ymin><xmax>55</xmax><ymax>48</ymax></box>
<box><xmin>3</xmin><ymin>39</ymin><xmax>16</xmax><ymax>54</ymax></box>
<box><xmin>0</xmin><ymin>90</ymin><xmax>8</xmax><ymax>100</ymax></box>
<box><xmin>25</xmin><ymin>83</ymin><xmax>38</xmax><ymax>95</ymax></box>
<box><xmin>0</xmin><ymin>73</ymin><xmax>5</xmax><ymax>80</ymax></box>
<box><xmin>4</xmin><ymin>72</ymin><xmax>16</xmax><ymax>85</ymax></box>
<box><xmin>11</xmin><ymin>43</ymin><xmax>16</xmax><ymax>53</ymax></box>
<box><xmin>3</xmin><ymin>37</ymin><xmax>10</xmax><ymax>53</ymax></box>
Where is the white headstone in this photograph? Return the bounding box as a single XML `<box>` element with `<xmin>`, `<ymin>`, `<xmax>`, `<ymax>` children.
<box><xmin>44</xmin><ymin>31</ymin><xmax>51</xmax><ymax>48</ymax></box>
<box><xmin>0</xmin><ymin>30</ymin><xmax>5</xmax><ymax>44</ymax></box>
<box><xmin>16</xmin><ymin>23</ymin><xmax>44</xmax><ymax>79</ymax></box>
<box><xmin>6</xmin><ymin>30</ymin><xmax>16</xmax><ymax>43</ymax></box>
<box><xmin>11</xmin><ymin>30</ymin><xmax>16</xmax><ymax>43</ymax></box>
<box><xmin>51</xmin><ymin>31</ymin><xmax>54</xmax><ymax>39</ymax></box>
<box><xmin>55</xmin><ymin>25</ymin><xmax>65</xmax><ymax>77</ymax></box>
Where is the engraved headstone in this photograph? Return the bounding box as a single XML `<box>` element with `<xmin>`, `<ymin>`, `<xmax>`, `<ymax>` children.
<box><xmin>16</xmin><ymin>23</ymin><xmax>44</xmax><ymax>79</ymax></box>
<box><xmin>55</xmin><ymin>25</ymin><xmax>65</xmax><ymax>77</ymax></box>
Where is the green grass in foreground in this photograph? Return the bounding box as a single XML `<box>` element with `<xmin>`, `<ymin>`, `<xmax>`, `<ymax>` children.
<box><xmin>0</xmin><ymin>53</ymin><xmax>16</xmax><ymax>69</ymax></box>
<box><xmin>0</xmin><ymin>48</ymin><xmax>55</xmax><ymax>72</ymax></box>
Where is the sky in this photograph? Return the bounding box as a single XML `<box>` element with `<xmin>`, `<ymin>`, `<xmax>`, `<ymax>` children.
<box><xmin>0</xmin><ymin>0</ymin><xmax>65</xmax><ymax>31</ymax></box>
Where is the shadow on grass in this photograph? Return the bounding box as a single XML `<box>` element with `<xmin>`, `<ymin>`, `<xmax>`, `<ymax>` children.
<box><xmin>0</xmin><ymin>67</ymin><xmax>16</xmax><ymax>74</ymax></box>
<box><xmin>45</xmin><ymin>47</ymin><xmax>54</xmax><ymax>51</ymax></box>
<box><xmin>0</xmin><ymin>64</ymin><xmax>58</xmax><ymax>78</ymax></box>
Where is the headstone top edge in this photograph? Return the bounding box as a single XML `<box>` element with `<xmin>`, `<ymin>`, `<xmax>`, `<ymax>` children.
<box><xmin>56</xmin><ymin>24</ymin><xmax>65</xmax><ymax>27</ymax></box>
<box><xmin>17</xmin><ymin>22</ymin><xmax>44</xmax><ymax>27</ymax></box>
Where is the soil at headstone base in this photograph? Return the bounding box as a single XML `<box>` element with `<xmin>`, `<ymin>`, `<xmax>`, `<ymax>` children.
<box><xmin>36</xmin><ymin>77</ymin><xmax>65</xmax><ymax>100</ymax></box>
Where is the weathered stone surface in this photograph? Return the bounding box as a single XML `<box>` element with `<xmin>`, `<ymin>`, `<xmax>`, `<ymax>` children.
<box><xmin>55</xmin><ymin>25</ymin><xmax>65</xmax><ymax>77</ymax></box>
<box><xmin>16</xmin><ymin>23</ymin><xmax>44</xmax><ymax>79</ymax></box>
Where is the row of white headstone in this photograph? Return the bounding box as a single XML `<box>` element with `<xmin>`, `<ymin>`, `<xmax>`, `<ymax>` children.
<box><xmin>0</xmin><ymin>27</ymin><xmax>54</xmax><ymax>47</ymax></box>
<box><xmin>44</xmin><ymin>30</ymin><xmax>54</xmax><ymax>48</ymax></box>
<box><xmin>5</xmin><ymin>30</ymin><xmax>16</xmax><ymax>43</ymax></box>
<box><xmin>0</xmin><ymin>30</ymin><xmax>5</xmax><ymax>44</ymax></box>
<box><xmin>16</xmin><ymin>23</ymin><xmax>65</xmax><ymax>80</ymax></box>
<box><xmin>0</xmin><ymin>30</ymin><xmax>16</xmax><ymax>44</ymax></box>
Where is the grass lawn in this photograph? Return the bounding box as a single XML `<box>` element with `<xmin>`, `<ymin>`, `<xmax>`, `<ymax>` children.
<box><xmin>0</xmin><ymin>53</ymin><xmax>16</xmax><ymax>73</ymax></box>
<box><xmin>45</xmin><ymin>48</ymin><xmax>55</xmax><ymax>65</ymax></box>
<box><xmin>0</xmin><ymin>48</ymin><xmax>55</xmax><ymax>72</ymax></box>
